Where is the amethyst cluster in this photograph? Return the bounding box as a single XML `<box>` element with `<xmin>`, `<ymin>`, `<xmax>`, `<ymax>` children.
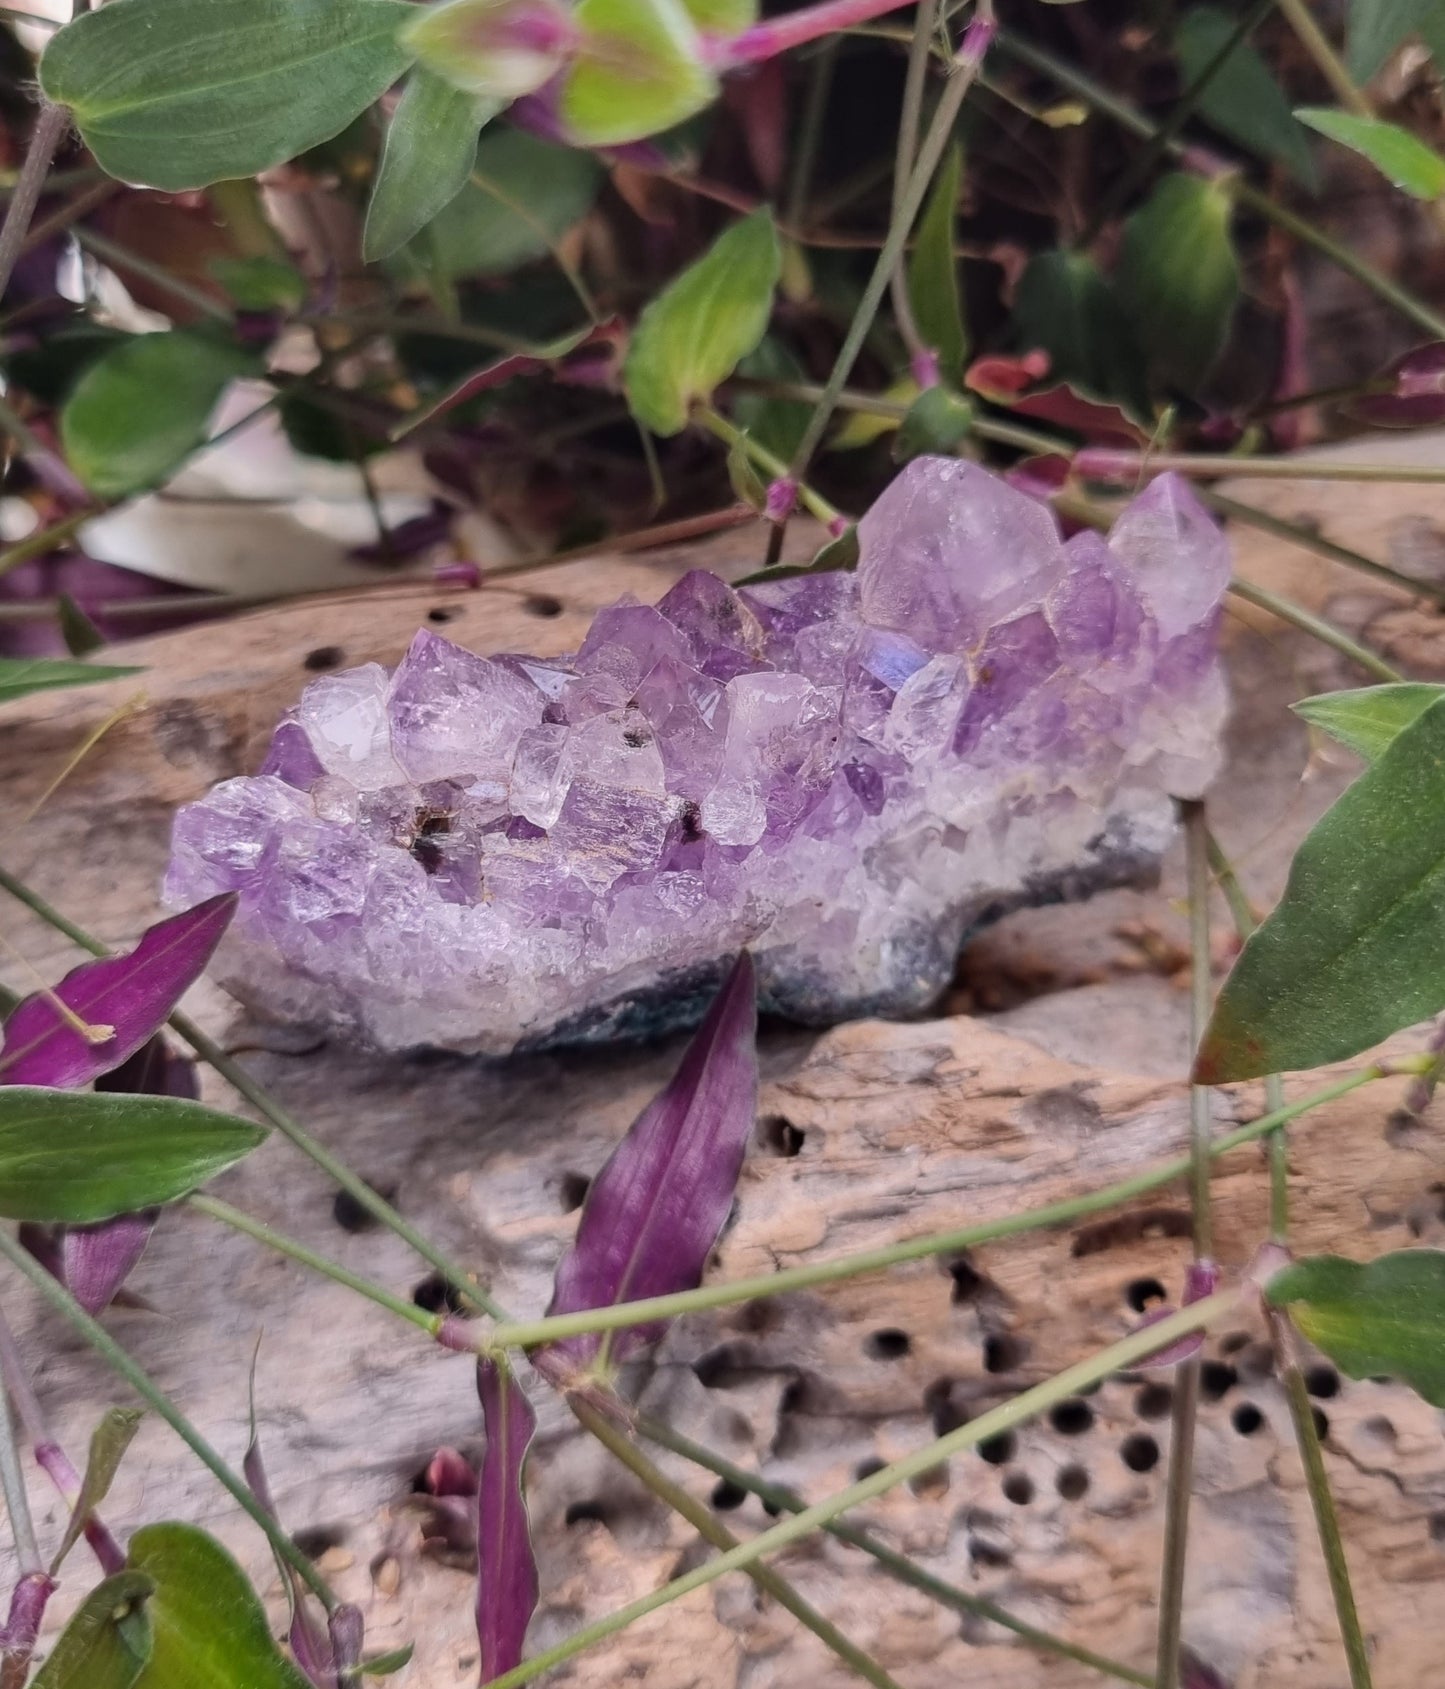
<box><xmin>164</xmin><ymin>458</ymin><xmax>1230</xmax><ymax>1054</ymax></box>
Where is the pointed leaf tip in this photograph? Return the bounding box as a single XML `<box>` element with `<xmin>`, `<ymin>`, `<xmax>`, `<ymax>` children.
<box><xmin>540</xmin><ymin>952</ymin><xmax>758</xmax><ymax>1374</ymax></box>
<box><xmin>476</xmin><ymin>1360</ymin><xmax>539</xmax><ymax>1682</ymax></box>
<box><xmin>0</xmin><ymin>895</ymin><xmax>237</xmax><ymax>1090</ymax></box>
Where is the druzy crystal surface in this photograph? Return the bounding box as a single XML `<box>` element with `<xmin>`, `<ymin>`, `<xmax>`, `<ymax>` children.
<box><xmin>164</xmin><ymin>458</ymin><xmax>1230</xmax><ymax>1054</ymax></box>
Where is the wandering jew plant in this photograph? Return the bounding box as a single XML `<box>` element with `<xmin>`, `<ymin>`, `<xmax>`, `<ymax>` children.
<box><xmin>6</xmin><ymin>0</ymin><xmax>1445</xmax><ymax>1684</ymax></box>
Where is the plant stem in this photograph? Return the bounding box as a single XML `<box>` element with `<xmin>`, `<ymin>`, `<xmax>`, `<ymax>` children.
<box><xmin>570</xmin><ymin>1399</ymin><xmax>907</xmax><ymax>1689</ymax></box>
<box><xmin>484</xmin><ymin>1066</ymin><xmax>1390</xmax><ymax>1352</ymax></box>
<box><xmin>0</xmin><ymin>103</ymin><xmax>67</xmax><ymax>306</ymax></box>
<box><xmin>1273</xmin><ymin>0</ymin><xmax>1368</xmax><ymax>113</ymax></box>
<box><xmin>0</xmin><ymin>1225</ymin><xmax>338</xmax><ymax>1611</ymax></box>
<box><xmin>0</xmin><ymin>511</ymin><xmax>90</xmax><ymax>579</ymax></box>
<box><xmin>888</xmin><ymin>0</ymin><xmax>940</xmax><ymax>363</ymax></box>
<box><xmin>787</xmin><ymin>4</ymin><xmax>994</xmax><ymax>480</ymax></box>
<box><xmin>1081</xmin><ymin>0</ymin><xmax>1278</xmax><ymax>244</ymax></box>
<box><xmin>1206</xmin><ymin>492</ymin><xmax>1445</xmax><ymax>608</ymax></box>
<box><xmin>636</xmin><ymin>1414</ymin><xmax>1155</xmax><ymax>1688</ymax></box>
<box><xmin>722</xmin><ymin>0</ymin><xmax>917</xmax><ymax>65</ymax></box>
<box><xmin>695</xmin><ymin>405</ymin><xmax>840</xmax><ymax>524</ymax></box>
<box><xmin>188</xmin><ymin>1196</ymin><xmax>444</xmax><ymax>1336</ymax></box>
<box><xmin>785</xmin><ymin>39</ymin><xmax>839</xmax><ymax>231</ymax></box>
<box><xmin>1226</xmin><ymin>576</ymin><xmax>1405</xmax><ymax>683</ymax></box>
<box><xmin>993</xmin><ymin>30</ymin><xmax>1445</xmax><ymax>342</ymax></box>
<box><xmin>0</xmin><ymin>1348</ymin><xmax>40</xmax><ymax>1576</ymax></box>
<box><xmin>1269</xmin><ymin>1310</ymin><xmax>1373</xmax><ymax>1689</ymax></box>
<box><xmin>1154</xmin><ymin>799</ymin><xmax>1214</xmax><ymax>1689</ymax></box>
<box><xmin>0</xmin><ymin>865</ymin><xmax>507</xmax><ymax>1321</ymax></box>
<box><xmin>483</xmin><ymin>1292</ymin><xmax>1241</xmax><ymax>1689</ymax></box>
<box><xmin>1079</xmin><ymin>447</ymin><xmax>1445</xmax><ymax>485</ymax></box>
<box><xmin>73</xmin><ymin>226</ymin><xmax>235</xmax><ymax>324</ymax></box>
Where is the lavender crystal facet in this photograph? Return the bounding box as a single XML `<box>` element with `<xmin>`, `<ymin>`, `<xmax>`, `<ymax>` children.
<box><xmin>164</xmin><ymin>458</ymin><xmax>1230</xmax><ymax>1054</ymax></box>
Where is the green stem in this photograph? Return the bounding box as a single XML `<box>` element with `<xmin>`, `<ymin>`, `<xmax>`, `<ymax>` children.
<box><xmin>993</xmin><ymin>30</ymin><xmax>1445</xmax><ymax>343</ymax></box>
<box><xmin>0</xmin><ymin>511</ymin><xmax>90</xmax><ymax>579</ymax></box>
<box><xmin>888</xmin><ymin>0</ymin><xmax>940</xmax><ymax>360</ymax></box>
<box><xmin>570</xmin><ymin>1399</ymin><xmax>906</xmax><ymax>1689</ymax></box>
<box><xmin>0</xmin><ymin>1334</ymin><xmax>40</xmax><ymax>1575</ymax></box>
<box><xmin>482</xmin><ymin>1292</ymin><xmax>1241</xmax><ymax>1689</ymax></box>
<box><xmin>1080</xmin><ymin>0</ymin><xmax>1277</xmax><ymax>245</ymax></box>
<box><xmin>188</xmin><ymin>1196</ymin><xmax>444</xmax><ymax>1336</ymax></box>
<box><xmin>485</xmin><ymin>1066</ymin><xmax>1392</xmax><ymax>1352</ymax></box>
<box><xmin>1155</xmin><ymin>799</ymin><xmax>1215</xmax><ymax>1689</ymax></box>
<box><xmin>785</xmin><ymin>39</ymin><xmax>839</xmax><ymax>232</ymax></box>
<box><xmin>788</xmin><ymin>6</ymin><xmax>992</xmax><ymax>479</ymax></box>
<box><xmin>73</xmin><ymin>227</ymin><xmax>235</xmax><ymax>324</ymax></box>
<box><xmin>1205</xmin><ymin>492</ymin><xmax>1445</xmax><ymax>609</ymax></box>
<box><xmin>1203</xmin><ymin>832</ymin><xmax>1290</xmax><ymax>1238</ymax></box>
<box><xmin>1273</xmin><ymin>0</ymin><xmax>1370</xmax><ymax>116</ymax></box>
<box><xmin>1270</xmin><ymin>1313</ymin><xmax>1373</xmax><ymax>1688</ymax></box>
<box><xmin>636</xmin><ymin>1415</ymin><xmax>1154</xmax><ymax>1688</ymax></box>
<box><xmin>1084</xmin><ymin>450</ymin><xmax>1445</xmax><ymax>485</ymax></box>
<box><xmin>0</xmin><ymin>1226</ymin><xmax>338</xmax><ymax>1611</ymax></box>
<box><xmin>695</xmin><ymin>405</ymin><xmax>841</xmax><ymax>524</ymax></box>
<box><xmin>0</xmin><ymin>866</ymin><xmax>506</xmax><ymax>1321</ymax></box>
<box><xmin>1226</xmin><ymin>577</ymin><xmax>1405</xmax><ymax>683</ymax></box>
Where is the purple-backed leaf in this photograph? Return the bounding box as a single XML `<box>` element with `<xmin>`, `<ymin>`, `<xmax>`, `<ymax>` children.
<box><xmin>0</xmin><ymin>895</ymin><xmax>236</xmax><ymax>1090</ymax></box>
<box><xmin>245</xmin><ymin>1421</ymin><xmax>334</xmax><ymax>1687</ymax></box>
<box><xmin>427</xmin><ymin>1447</ymin><xmax>479</xmax><ymax>1497</ymax></box>
<box><xmin>62</xmin><ymin>1212</ymin><xmax>156</xmax><ymax>1316</ymax></box>
<box><xmin>476</xmin><ymin>1359</ymin><xmax>539</xmax><ymax>1683</ymax></box>
<box><xmin>540</xmin><ymin>953</ymin><xmax>757</xmax><ymax>1375</ymax></box>
<box><xmin>1351</xmin><ymin>341</ymin><xmax>1445</xmax><ymax>427</ymax></box>
<box><xmin>327</xmin><ymin>1606</ymin><xmax>365</xmax><ymax>1678</ymax></box>
<box><xmin>391</xmin><ymin>319</ymin><xmax>622</xmax><ymax>439</ymax></box>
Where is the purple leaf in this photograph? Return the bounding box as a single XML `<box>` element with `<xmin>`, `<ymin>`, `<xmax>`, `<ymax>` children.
<box><xmin>61</xmin><ymin>1212</ymin><xmax>156</xmax><ymax>1316</ymax></box>
<box><xmin>0</xmin><ymin>895</ymin><xmax>236</xmax><ymax>1090</ymax></box>
<box><xmin>0</xmin><ymin>1571</ymin><xmax>56</xmax><ymax>1673</ymax></box>
<box><xmin>1351</xmin><ymin>341</ymin><xmax>1445</xmax><ymax>427</ymax></box>
<box><xmin>426</xmin><ymin>1447</ymin><xmax>479</xmax><ymax>1497</ymax></box>
<box><xmin>1134</xmin><ymin>1261</ymin><xmax>1220</xmax><ymax>1367</ymax></box>
<box><xmin>540</xmin><ymin>953</ymin><xmax>757</xmax><ymax>1376</ymax></box>
<box><xmin>95</xmin><ymin>1033</ymin><xmax>201</xmax><ymax>1101</ymax></box>
<box><xmin>1182</xmin><ymin>1652</ymin><xmax>1231</xmax><ymax>1689</ymax></box>
<box><xmin>476</xmin><ymin>1359</ymin><xmax>538</xmax><ymax>1684</ymax></box>
<box><xmin>245</xmin><ymin>1422</ymin><xmax>334</xmax><ymax>1687</ymax></box>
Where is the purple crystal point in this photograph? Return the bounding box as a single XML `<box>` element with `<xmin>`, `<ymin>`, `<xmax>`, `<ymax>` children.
<box><xmin>164</xmin><ymin>456</ymin><xmax>1230</xmax><ymax>1054</ymax></box>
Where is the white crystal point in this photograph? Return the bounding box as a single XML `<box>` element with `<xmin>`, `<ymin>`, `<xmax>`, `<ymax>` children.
<box><xmin>294</xmin><ymin>664</ymin><xmax>405</xmax><ymax>791</ymax></box>
<box><xmin>857</xmin><ymin>456</ymin><xmax>1066</xmax><ymax>649</ymax></box>
<box><xmin>1104</xmin><ymin>471</ymin><xmax>1231</xmax><ymax>639</ymax></box>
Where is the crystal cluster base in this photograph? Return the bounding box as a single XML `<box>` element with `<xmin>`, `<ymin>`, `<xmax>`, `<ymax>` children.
<box><xmin>164</xmin><ymin>459</ymin><xmax>1230</xmax><ymax>1055</ymax></box>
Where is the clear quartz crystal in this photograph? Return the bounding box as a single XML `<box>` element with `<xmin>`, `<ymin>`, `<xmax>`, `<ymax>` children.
<box><xmin>164</xmin><ymin>459</ymin><xmax>1231</xmax><ymax>1054</ymax></box>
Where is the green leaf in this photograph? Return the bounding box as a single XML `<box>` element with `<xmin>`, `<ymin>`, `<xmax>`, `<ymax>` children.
<box><xmin>40</xmin><ymin>0</ymin><xmax>416</xmax><ymax>191</ymax></box>
<box><xmin>407</xmin><ymin>128</ymin><xmax>603</xmax><ymax>280</ymax></box>
<box><xmin>1266</xmin><ymin>1251</ymin><xmax>1445</xmax><ymax>1406</ymax></box>
<box><xmin>1293</xmin><ymin>682</ymin><xmax>1445</xmax><ymax>762</ymax></box>
<box><xmin>209</xmin><ymin>258</ymin><xmax>307</xmax><ymax>313</ymax></box>
<box><xmin>1346</xmin><ymin>0</ymin><xmax>1445</xmax><ymax>81</ymax></box>
<box><xmin>1176</xmin><ymin>7</ymin><xmax>1319</xmax><ymax>187</ymax></box>
<box><xmin>128</xmin><ymin>1523</ymin><xmax>313</xmax><ymax>1689</ymax></box>
<box><xmin>907</xmin><ymin>143</ymin><xmax>967</xmax><ymax>382</ymax></box>
<box><xmin>1196</xmin><ymin>694</ymin><xmax>1445</xmax><ymax>1081</ymax></box>
<box><xmin>0</xmin><ymin>657</ymin><xmax>142</xmax><ymax>705</ymax></box>
<box><xmin>1012</xmin><ymin>250</ymin><xmax>1148</xmax><ymax>415</ymax></box>
<box><xmin>893</xmin><ymin>385</ymin><xmax>973</xmax><ymax>462</ymax></box>
<box><xmin>404</xmin><ymin>0</ymin><xmax>567</xmax><ymax>98</ymax></box>
<box><xmin>364</xmin><ymin>71</ymin><xmax>495</xmax><ymax>262</ymax></box>
<box><xmin>1118</xmin><ymin>173</ymin><xmax>1238</xmax><ymax>391</ymax></box>
<box><xmin>624</xmin><ymin>206</ymin><xmax>781</xmax><ymax>435</ymax></box>
<box><xmin>678</xmin><ymin>0</ymin><xmax>756</xmax><ymax>26</ymax></box>
<box><xmin>1296</xmin><ymin>107</ymin><xmax>1445</xmax><ymax>199</ymax></box>
<box><xmin>53</xmin><ymin>1409</ymin><xmax>144</xmax><ymax>1573</ymax></box>
<box><xmin>360</xmin><ymin>1645</ymin><xmax>416</xmax><ymax>1677</ymax></box>
<box><xmin>31</xmin><ymin>1571</ymin><xmax>154</xmax><ymax>1689</ymax></box>
<box><xmin>61</xmin><ymin>332</ymin><xmax>258</xmax><ymax>499</ymax></box>
<box><xmin>57</xmin><ymin>594</ymin><xmax>105</xmax><ymax>659</ymax></box>
<box><xmin>561</xmin><ymin>0</ymin><xmax>717</xmax><ymax>146</ymax></box>
<box><xmin>732</xmin><ymin>338</ymin><xmax>810</xmax><ymax>462</ymax></box>
<box><xmin>0</xmin><ymin>1089</ymin><xmax>266</xmax><ymax>1223</ymax></box>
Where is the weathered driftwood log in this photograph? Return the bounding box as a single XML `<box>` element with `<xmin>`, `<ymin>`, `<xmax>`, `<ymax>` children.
<box><xmin>1</xmin><ymin>476</ymin><xmax>1444</xmax><ymax>1689</ymax></box>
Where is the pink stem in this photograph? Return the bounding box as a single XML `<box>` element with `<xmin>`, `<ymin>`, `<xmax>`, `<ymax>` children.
<box><xmin>715</xmin><ymin>0</ymin><xmax>918</xmax><ymax>67</ymax></box>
